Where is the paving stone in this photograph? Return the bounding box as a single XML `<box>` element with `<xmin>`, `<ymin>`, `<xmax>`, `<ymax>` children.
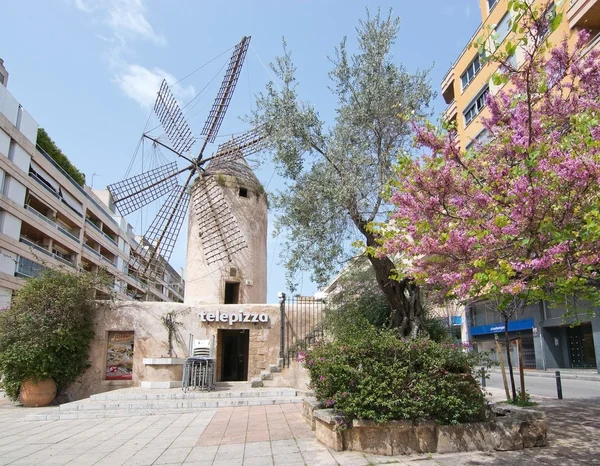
<box><xmin>243</xmin><ymin>456</ymin><xmax>274</xmax><ymax>466</ymax></box>
<box><xmin>273</xmin><ymin>451</ymin><xmax>304</xmax><ymax>465</ymax></box>
<box><xmin>121</xmin><ymin>448</ymin><xmax>166</xmax><ymax>466</ymax></box>
<box><xmin>154</xmin><ymin>446</ymin><xmax>193</xmax><ymax>465</ymax></box>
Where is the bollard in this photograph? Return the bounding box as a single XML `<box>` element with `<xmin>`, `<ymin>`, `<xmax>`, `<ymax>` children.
<box><xmin>555</xmin><ymin>370</ymin><xmax>563</xmax><ymax>400</ymax></box>
<box><xmin>480</xmin><ymin>368</ymin><xmax>486</xmax><ymax>388</ymax></box>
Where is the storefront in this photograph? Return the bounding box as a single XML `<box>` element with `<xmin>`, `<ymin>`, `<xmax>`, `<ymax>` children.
<box><xmin>68</xmin><ymin>302</ymin><xmax>285</xmax><ymax>400</ymax></box>
<box><xmin>470</xmin><ymin>318</ymin><xmax>536</xmax><ymax>368</ymax></box>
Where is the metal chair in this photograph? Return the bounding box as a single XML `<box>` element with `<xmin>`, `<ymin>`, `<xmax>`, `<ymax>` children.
<box><xmin>182</xmin><ymin>336</ymin><xmax>216</xmax><ymax>392</ymax></box>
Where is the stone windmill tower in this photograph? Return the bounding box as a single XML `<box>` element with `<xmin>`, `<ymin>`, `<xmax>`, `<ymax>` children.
<box><xmin>106</xmin><ymin>36</ymin><xmax>269</xmax><ymax>304</ymax></box>
<box><xmin>185</xmin><ymin>157</ymin><xmax>267</xmax><ymax>305</ymax></box>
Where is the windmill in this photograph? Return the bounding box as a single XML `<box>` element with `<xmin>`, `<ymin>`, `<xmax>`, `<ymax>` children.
<box><xmin>107</xmin><ymin>36</ymin><xmax>266</xmax><ymax>283</ymax></box>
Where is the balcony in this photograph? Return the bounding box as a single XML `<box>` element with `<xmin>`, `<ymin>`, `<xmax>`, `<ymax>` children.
<box><xmin>443</xmin><ymin>99</ymin><xmax>458</xmax><ymax>124</ymax></box>
<box><xmin>83</xmin><ymin>243</ymin><xmax>101</xmax><ymax>258</ymax></box>
<box><xmin>441</xmin><ymin>66</ymin><xmax>456</xmax><ymax>104</ymax></box>
<box><xmin>127</xmin><ymin>272</ymin><xmax>148</xmax><ymax>290</ymax></box>
<box><xmin>19</xmin><ymin>237</ymin><xmax>76</xmax><ymax>268</ymax></box>
<box><xmin>569</xmin><ymin>0</ymin><xmax>600</xmax><ymax>30</ymax></box>
<box><xmin>101</xmin><ymin>254</ymin><xmax>116</xmax><ymax>268</ymax></box>
<box><xmin>15</xmin><ymin>256</ymin><xmax>47</xmax><ymax>279</ymax></box>
<box><xmin>29</xmin><ymin>171</ymin><xmax>60</xmax><ymax>199</ymax></box>
<box><xmin>25</xmin><ymin>204</ymin><xmax>80</xmax><ymax>243</ymax></box>
<box><xmin>85</xmin><ymin>218</ymin><xmax>118</xmax><ymax>246</ymax></box>
<box><xmin>19</xmin><ymin>237</ymin><xmax>52</xmax><ymax>258</ymax></box>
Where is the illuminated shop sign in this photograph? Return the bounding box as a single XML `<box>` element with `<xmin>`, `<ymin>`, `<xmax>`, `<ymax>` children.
<box><xmin>470</xmin><ymin>318</ymin><xmax>534</xmax><ymax>336</ymax></box>
<box><xmin>199</xmin><ymin>310</ymin><xmax>269</xmax><ymax>325</ymax></box>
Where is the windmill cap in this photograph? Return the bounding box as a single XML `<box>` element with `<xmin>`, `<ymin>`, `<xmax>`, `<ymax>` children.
<box><xmin>206</xmin><ymin>154</ymin><xmax>262</xmax><ymax>190</ymax></box>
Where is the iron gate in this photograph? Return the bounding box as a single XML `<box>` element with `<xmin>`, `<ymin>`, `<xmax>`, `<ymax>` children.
<box><xmin>279</xmin><ymin>294</ymin><xmax>326</xmax><ymax>367</ymax></box>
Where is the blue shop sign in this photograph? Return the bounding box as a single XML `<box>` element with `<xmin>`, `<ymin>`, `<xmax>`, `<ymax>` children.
<box><xmin>470</xmin><ymin>318</ymin><xmax>534</xmax><ymax>336</ymax></box>
<box><xmin>451</xmin><ymin>316</ymin><xmax>463</xmax><ymax>326</ymax></box>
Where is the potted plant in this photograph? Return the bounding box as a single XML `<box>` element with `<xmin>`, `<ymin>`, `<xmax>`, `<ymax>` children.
<box><xmin>0</xmin><ymin>270</ymin><xmax>107</xmax><ymax>407</ymax></box>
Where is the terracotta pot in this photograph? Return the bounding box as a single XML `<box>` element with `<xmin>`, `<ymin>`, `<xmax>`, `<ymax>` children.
<box><xmin>20</xmin><ymin>379</ymin><xmax>57</xmax><ymax>407</ymax></box>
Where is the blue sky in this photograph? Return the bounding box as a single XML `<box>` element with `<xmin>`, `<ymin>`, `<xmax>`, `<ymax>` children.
<box><xmin>1</xmin><ymin>0</ymin><xmax>481</xmax><ymax>302</ymax></box>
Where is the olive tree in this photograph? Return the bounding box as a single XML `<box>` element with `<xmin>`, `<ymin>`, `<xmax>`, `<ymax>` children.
<box><xmin>251</xmin><ymin>9</ymin><xmax>433</xmax><ymax>336</ymax></box>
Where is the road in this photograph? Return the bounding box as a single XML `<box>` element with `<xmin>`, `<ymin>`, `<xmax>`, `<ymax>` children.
<box><xmin>485</xmin><ymin>371</ymin><xmax>600</xmax><ymax>399</ymax></box>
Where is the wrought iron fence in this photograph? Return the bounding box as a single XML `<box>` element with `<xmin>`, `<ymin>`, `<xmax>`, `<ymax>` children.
<box><xmin>279</xmin><ymin>295</ymin><xmax>327</xmax><ymax>367</ymax></box>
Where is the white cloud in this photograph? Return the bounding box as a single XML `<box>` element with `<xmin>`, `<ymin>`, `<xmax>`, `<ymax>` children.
<box><xmin>107</xmin><ymin>0</ymin><xmax>165</xmax><ymax>46</ymax></box>
<box><xmin>73</xmin><ymin>0</ymin><xmax>182</xmax><ymax>109</ymax></box>
<box><xmin>464</xmin><ymin>4</ymin><xmax>472</xmax><ymax>18</ymax></box>
<box><xmin>113</xmin><ymin>64</ymin><xmax>195</xmax><ymax>110</ymax></box>
<box><xmin>74</xmin><ymin>0</ymin><xmax>164</xmax><ymax>45</ymax></box>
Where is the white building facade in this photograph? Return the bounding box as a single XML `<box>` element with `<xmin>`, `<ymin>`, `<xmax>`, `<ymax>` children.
<box><xmin>0</xmin><ymin>63</ymin><xmax>184</xmax><ymax>308</ymax></box>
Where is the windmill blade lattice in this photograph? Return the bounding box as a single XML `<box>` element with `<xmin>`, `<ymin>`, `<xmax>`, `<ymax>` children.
<box><xmin>200</xmin><ymin>36</ymin><xmax>251</xmax><ymax>144</ymax></box>
<box><xmin>154</xmin><ymin>80</ymin><xmax>195</xmax><ymax>155</ymax></box>
<box><xmin>131</xmin><ymin>184</ymin><xmax>191</xmax><ymax>279</ymax></box>
<box><xmin>115</xmin><ymin>35</ymin><xmax>265</xmax><ymax>283</ymax></box>
<box><xmin>108</xmin><ymin>162</ymin><xmax>180</xmax><ymax>216</ymax></box>
<box><xmin>210</xmin><ymin>126</ymin><xmax>266</xmax><ymax>167</ymax></box>
<box><xmin>193</xmin><ymin>176</ymin><xmax>247</xmax><ymax>265</ymax></box>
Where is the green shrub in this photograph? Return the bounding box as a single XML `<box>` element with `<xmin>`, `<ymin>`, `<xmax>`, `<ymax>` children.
<box><xmin>36</xmin><ymin>128</ymin><xmax>86</xmax><ymax>186</ymax></box>
<box><xmin>0</xmin><ymin>270</ymin><xmax>107</xmax><ymax>400</ymax></box>
<box><xmin>301</xmin><ymin>332</ymin><xmax>487</xmax><ymax>425</ymax></box>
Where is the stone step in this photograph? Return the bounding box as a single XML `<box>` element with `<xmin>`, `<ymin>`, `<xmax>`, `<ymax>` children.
<box><xmin>26</xmin><ymin>397</ymin><xmax>304</xmax><ymax>421</ymax></box>
<box><xmin>89</xmin><ymin>388</ymin><xmax>298</xmax><ymax>401</ymax></box>
<box><xmin>58</xmin><ymin>396</ymin><xmax>302</xmax><ymax>412</ymax></box>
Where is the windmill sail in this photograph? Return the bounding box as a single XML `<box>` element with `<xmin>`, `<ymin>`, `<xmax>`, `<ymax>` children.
<box><xmin>200</xmin><ymin>36</ymin><xmax>251</xmax><ymax>144</ymax></box>
<box><xmin>154</xmin><ymin>80</ymin><xmax>195</xmax><ymax>155</ymax></box>
<box><xmin>210</xmin><ymin>126</ymin><xmax>266</xmax><ymax>166</ymax></box>
<box><xmin>118</xmin><ymin>35</ymin><xmax>263</xmax><ymax>287</ymax></box>
<box><xmin>131</xmin><ymin>184</ymin><xmax>191</xmax><ymax>280</ymax></box>
<box><xmin>192</xmin><ymin>176</ymin><xmax>247</xmax><ymax>265</ymax></box>
<box><xmin>108</xmin><ymin>162</ymin><xmax>182</xmax><ymax>216</ymax></box>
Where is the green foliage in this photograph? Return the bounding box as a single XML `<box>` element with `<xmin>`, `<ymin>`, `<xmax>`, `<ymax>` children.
<box><xmin>36</xmin><ymin>128</ymin><xmax>86</xmax><ymax>186</ymax></box>
<box><xmin>0</xmin><ymin>270</ymin><xmax>107</xmax><ymax>400</ymax></box>
<box><xmin>302</xmin><ymin>333</ymin><xmax>487</xmax><ymax>425</ymax></box>
<box><xmin>506</xmin><ymin>389</ymin><xmax>538</xmax><ymax>407</ymax></box>
<box><xmin>324</xmin><ymin>260</ymin><xmax>456</xmax><ymax>343</ymax></box>
<box><xmin>249</xmin><ymin>9</ymin><xmax>433</xmax><ymax>291</ymax></box>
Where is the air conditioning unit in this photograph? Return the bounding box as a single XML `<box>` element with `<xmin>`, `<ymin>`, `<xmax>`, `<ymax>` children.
<box><xmin>245</xmin><ymin>279</ymin><xmax>253</xmax><ymax>286</ymax></box>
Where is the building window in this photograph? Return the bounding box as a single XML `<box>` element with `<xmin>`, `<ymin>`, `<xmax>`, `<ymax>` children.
<box><xmin>539</xmin><ymin>3</ymin><xmax>556</xmax><ymax>39</ymax></box>
<box><xmin>461</xmin><ymin>54</ymin><xmax>483</xmax><ymax>91</ymax></box>
<box><xmin>488</xmin><ymin>0</ymin><xmax>498</xmax><ymax>12</ymax></box>
<box><xmin>465</xmin><ymin>128</ymin><xmax>491</xmax><ymax>151</ymax></box>
<box><xmin>495</xmin><ymin>12</ymin><xmax>511</xmax><ymax>45</ymax></box>
<box><xmin>463</xmin><ymin>85</ymin><xmax>490</xmax><ymax>126</ymax></box>
<box><xmin>239</xmin><ymin>187</ymin><xmax>248</xmax><ymax>198</ymax></box>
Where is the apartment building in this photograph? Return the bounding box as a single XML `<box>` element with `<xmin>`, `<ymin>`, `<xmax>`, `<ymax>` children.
<box><xmin>0</xmin><ymin>65</ymin><xmax>184</xmax><ymax>308</ymax></box>
<box><xmin>440</xmin><ymin>0</ymin><xmax>600</xmax><ymax>371</ymax></box>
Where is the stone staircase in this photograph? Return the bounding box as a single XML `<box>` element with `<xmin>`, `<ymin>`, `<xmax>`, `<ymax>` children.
<box><xmin>251</xmin><ymin>359</ymin><xmax>311</xmax><ymax>394</ymax></box>
<box><xmin>25</xmin><ymin>383</ymin><xmax>303</xmax><ymax>421</ymax></box>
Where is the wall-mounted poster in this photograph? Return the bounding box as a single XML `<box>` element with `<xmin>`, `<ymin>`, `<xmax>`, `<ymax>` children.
<box><xmin>106</xmin><ymin>331</ymin><xmax>134</xmax><ymax>380</ymax></box>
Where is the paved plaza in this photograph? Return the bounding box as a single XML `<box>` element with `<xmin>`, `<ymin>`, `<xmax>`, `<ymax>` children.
<box><xmin>0</xmin><ymin>391</ymin><xmax>599</xmax><ymax>465</ymax></box>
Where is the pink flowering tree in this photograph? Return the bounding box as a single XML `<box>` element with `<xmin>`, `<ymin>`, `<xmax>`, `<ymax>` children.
<box><xmin>383</xmin><ymin>1</ymin><xmax>600</xmax><ymax>399</ymax></box>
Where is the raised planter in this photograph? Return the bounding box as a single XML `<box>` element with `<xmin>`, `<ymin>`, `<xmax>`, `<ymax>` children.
<box><xmin>306</xmin><ymin>401</ymin><xmax>547</xmax><ymax>456</ymax></box>
<box><xmin>142</xmin><ymin>358</ymin><xmax>185</xmax><ymax>389</ymax></box>
<box><xmin>20</xmin><ymin>379</ymin><xmax>57</xmax><ymax>407</ymax></box>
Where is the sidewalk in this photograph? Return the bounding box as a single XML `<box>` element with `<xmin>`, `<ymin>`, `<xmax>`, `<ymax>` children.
<box><xmin>0</xmin><ymin>390</ymin><xmax>599</xmax><ymax>465</ymax></box>
<box><xmin>485</xmin><ymin>367</ymin><xmax>600</xmax><ymax>382</ymax></box>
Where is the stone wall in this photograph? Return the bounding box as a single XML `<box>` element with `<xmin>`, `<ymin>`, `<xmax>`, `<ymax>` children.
<box><xmin>306</xmin><ymin>402</ymin><xmax>547</xmax><ymax>455</ymax></box>
<box><xmin>66</xmin><ymin>301</ymin><xmax>282</xmax><ymax>400</ymax></box>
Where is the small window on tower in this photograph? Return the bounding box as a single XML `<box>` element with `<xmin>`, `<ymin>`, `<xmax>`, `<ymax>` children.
<box><xmin>239</xmin><ymin>187</ymin><xmax>248</xmax><ymax>198</ymax></box>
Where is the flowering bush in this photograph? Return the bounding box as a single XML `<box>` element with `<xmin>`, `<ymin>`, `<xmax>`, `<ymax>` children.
<box><xmin>302</xmin><ymin>332</ymin><xmax>487</xmax><ymax>425</ymax></box>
